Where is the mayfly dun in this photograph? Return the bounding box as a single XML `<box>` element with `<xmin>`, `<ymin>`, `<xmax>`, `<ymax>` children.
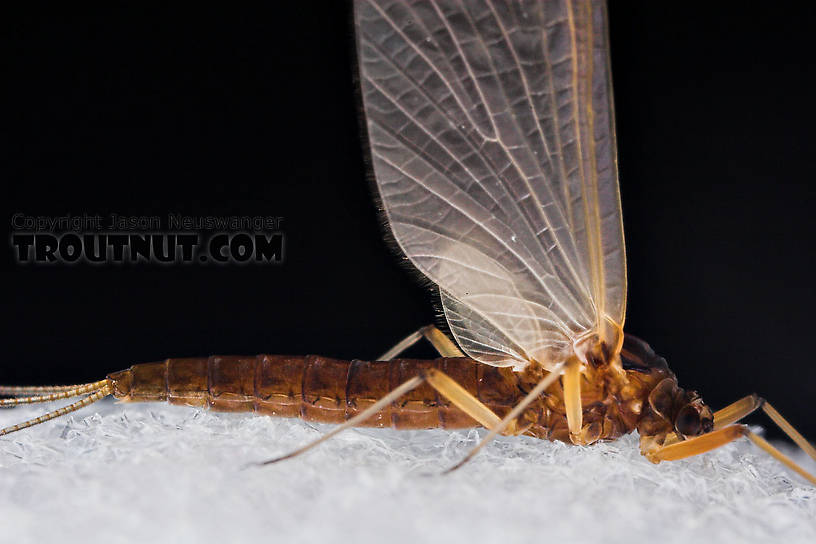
<box><xmin>2</xmin><ymin>0</ymin><xmax>815</xmax><ymax>484</ymax></box>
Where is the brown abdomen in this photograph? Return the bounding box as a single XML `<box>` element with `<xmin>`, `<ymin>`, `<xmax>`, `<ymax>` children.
<box><xmin>106</xmin><ymin>356</ymin><xmax>524</xmax><ymax>431</ymax></box>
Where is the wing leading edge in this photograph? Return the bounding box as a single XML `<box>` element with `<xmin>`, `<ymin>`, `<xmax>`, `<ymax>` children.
<box><xmin>355</xmin><ymin>0</ymin><xmax>626</xmax><ymax>370</ymax></box>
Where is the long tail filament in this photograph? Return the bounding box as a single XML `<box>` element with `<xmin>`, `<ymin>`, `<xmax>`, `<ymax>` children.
<box><xmin>0</xmin><ymin>380</ymin><xmax>112</xmax><ymax>437</ymax></box>
<box><xmin>0</xmin><ymin>380</ymin><xmax>109</xmax><ymax>407</ymax></box>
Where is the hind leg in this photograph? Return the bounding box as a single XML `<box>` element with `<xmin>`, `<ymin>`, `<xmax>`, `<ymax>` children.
<box><xmin>255</xmin><ymin>366</ymin><xmax>513</xmax><ymax>466</ymax></box>
<box><xmin>378</xmin><ymin>325</ymin><xmax>464</xmax><ymax>360</ymax></box>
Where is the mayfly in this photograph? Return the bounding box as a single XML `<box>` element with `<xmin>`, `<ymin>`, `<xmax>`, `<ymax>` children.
<box><xmin>2</xmin><ymin>0</ymin><xmax>815</xmax><ymax>484</ymax></box>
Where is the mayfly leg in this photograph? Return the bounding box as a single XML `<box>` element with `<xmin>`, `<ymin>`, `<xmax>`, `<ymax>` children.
<box><xmin>745</xmin><ymin>432</ymin><xmax>816</xmax><ymax>486</ymax></box>
<box><xmin>255</xmin><ymin>367</ymin><xmax>510</xmax><ymax>466</ymax></box>
<box><xmin>655</xmin><ymin>394</ymin><xmax>816</xmax><ymax>484</ymax></box>
<box><xmin>659</xmin><ymin>395</ymin><xmax>764</xmax><ymax>447</ymax></box>
<box><xmin>647</xmin><ymin>424</ymin><xmax>816</xmax><ymax>486</ymax></box>
<box><xmin>562</xmin><ymin>358</ymin><xmax>584</xmax><ymax>444</ymax></box>
<box><xmin>444</xmin><ymin>363</ymin><xmax>565</xmax><ymax>473</ymax></box>
<box><xmin>649</xmin><ymin>425</ymin><xmax>748</xmax><ymax>463</ymax></box>
<box><xmin>761</xmin><ymin>402</ymin><xmax>816</xmax><ymax>462</ymax></box>
<box><xmin>254</xmin><ymin>376</ymin><xmax>423</xmax><ymax>466</ymax></box>
<box><xmin>378</xmin><ymin>325</ymin><xmax>464</xmax><ymax>360</ymax></box>
<box><xmin>712</xmin><ymin>394</ymin><xmax>816</xmax><ymax>463</ymax></box>
<box><xmin>712</xmin><ymin>394</ymin><xmax>764</xmax><ymax>429</ymax></box>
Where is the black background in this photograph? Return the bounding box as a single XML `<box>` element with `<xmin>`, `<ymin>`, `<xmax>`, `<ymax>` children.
<box><xmin>3</xmin><ymin>2</ymin><xmax>815</xmax><ymax>439</ymax></box>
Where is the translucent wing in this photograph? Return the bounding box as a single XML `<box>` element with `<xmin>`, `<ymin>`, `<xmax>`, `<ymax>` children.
<box><xmin>355</xmin><ymin>0</ymin><xmax>626</xmax><ymax>370</ymax></box>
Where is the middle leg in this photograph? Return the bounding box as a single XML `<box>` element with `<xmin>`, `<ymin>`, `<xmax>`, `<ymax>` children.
<box><xmin>562</xmin><ymin>358</ymin><xmax>601</xmax><ymax>445</ymax></box>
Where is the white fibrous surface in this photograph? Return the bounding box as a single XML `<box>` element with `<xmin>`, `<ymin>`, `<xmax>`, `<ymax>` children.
<box><xmin>1</xmin><ymin>400</ymin><xmax>814</xmax><ymax>544</ymax></box>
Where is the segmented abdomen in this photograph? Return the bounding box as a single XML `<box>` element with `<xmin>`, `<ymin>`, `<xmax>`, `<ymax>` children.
<box><xmin>106</xmin><ymin>356</ymin><xmax>524</xmax><ymax>431</ymax></box>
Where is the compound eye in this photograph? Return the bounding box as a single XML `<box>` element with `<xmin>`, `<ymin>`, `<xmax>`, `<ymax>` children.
<box><xmin>675</xmin><ymin>404</ymin><xmax>702</xmax><ymax>436</ymax></box>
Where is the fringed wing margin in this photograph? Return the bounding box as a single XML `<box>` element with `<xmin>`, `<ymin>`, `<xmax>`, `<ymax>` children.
<box><xmin>354</xmin><ymin>0</ymin><xmax>626</xmax><ymax>370</ymax></box>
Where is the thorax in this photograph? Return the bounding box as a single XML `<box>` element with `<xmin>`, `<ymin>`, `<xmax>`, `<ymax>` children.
<box><xmin>512</xmin><ymin>334</ymin><xmax>676</xmax><ymax>444</ymax></box>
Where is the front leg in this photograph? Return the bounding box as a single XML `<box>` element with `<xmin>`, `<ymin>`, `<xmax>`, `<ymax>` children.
<box><xmin>712</xmin><ymin>394</ymin><xmax>816</xmax><ymax>463</ymax></box>
<box><xmin>644</xmin><ymin>418</ymin><xmax>816</xmax><ymax>486</ymax></box>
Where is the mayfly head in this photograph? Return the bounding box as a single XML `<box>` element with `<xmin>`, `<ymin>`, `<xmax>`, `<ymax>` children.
<box><xmin>673</xmin><ymin>391</ymin><xmax>714</xmax><ymax>438</ymax></box>
<box><xmin>646</xmin><ymin>378</ymin><xmax>714</xmax><ymax>440</ymax></box>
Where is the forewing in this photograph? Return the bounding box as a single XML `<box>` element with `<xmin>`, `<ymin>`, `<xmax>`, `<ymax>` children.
<box><xmin>355</xmin><ymin>0</ymin><xmax>626</xmax><ymax>370</ymax></box>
